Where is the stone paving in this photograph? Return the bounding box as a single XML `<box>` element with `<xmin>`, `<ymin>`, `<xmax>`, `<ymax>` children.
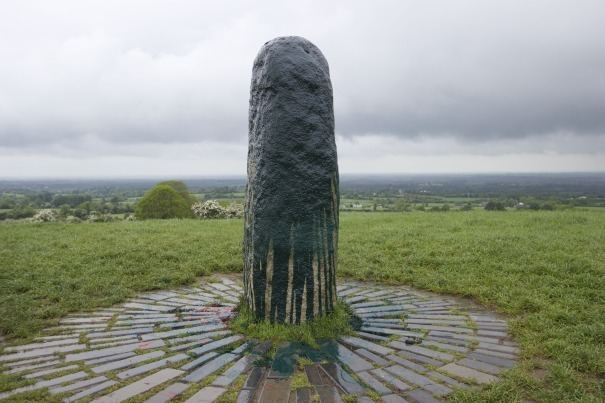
<box><xmin>0</xmin><ymin>276</ymin><xmax>518</xmax><ymax>402</ymax></box>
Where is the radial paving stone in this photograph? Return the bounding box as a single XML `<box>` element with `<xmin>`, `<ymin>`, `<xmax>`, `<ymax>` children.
<box><xmin>0</xmin><ymin>276</ymin><xmax>518</xmax><ymax>402</ymax></box>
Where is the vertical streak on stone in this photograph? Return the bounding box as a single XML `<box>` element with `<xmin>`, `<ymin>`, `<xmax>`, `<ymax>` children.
<box><xmin>331</xmin><ymin>176</ymin><xmax>339</xmax><ymax>305</ymax></box>
<box><xmin>318</xmin><ymin>219</ymin><xmax>325</xmax><ymax>314</ymax></box>
<box><xmin>313</xmin><ymin>216</ymin><xmax>326</xmax><ymax>314</ymax></box>
<box><xmin>312</xmin><ymin>244</ymin><xmax>319</xmax><ymax>317</ymax></box>
<box><xmin>264</xmin><ymin>241</ymin><xmax>274</xmax><ymax>322</ymax></box>
<box><xmin>243</xmin><ymin>185</ymin><xmax>254</xmax><ymax>311</ymax></box>
<box><xmin>322</xmin><ymin>209</ymin><xmax>330</xmax><ymax>310</ymax></box>
<box><xmin>285</xmin><ymin>228</ymin><xmax>294</xmax><ymax>323</ymax></box>
<box><xmin>300</xmin><ymin>281</ymin><xmax>307</xmax><ymax>323</ymax></box>
<box><xmin>289</xmin><ymin>287</ymin><xmax>295</xmax><ymax>324</ymax></box>
<box><xmin>305</xmin><ymin>250</ymin><xmax>313</xmax><ymax>320</ymax></box>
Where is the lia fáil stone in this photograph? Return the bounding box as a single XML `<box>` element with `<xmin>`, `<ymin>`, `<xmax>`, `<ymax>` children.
<box><xmin>243</xmin><ymin>36</ymin><xmax>339</xmax><ymax>324</ymax></box>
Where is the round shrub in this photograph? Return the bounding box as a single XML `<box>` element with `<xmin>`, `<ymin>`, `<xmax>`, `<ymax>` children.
<box><xmin>157</xmin><ymin>180</ymin><xmax>197</xmax><ymax>205</ymax></box>
<box><xmin>135</xmin><ymin>185</ymin><xmax>193</xmax><ymax>219</ymax></box>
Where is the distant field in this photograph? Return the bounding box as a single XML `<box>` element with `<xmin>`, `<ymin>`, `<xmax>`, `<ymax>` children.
<box><xmin>0</xmin><ymin>211</ymin><xmax>604</xmax><ymax>402</ymax></box>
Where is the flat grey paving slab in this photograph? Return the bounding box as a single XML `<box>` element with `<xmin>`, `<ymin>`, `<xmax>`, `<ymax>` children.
<box><xmin>181</xmin><ymin>351</ymin><xmax>219</xmax><ymax>371</ymax></box>
<box><xmin>183</xmin><ymin>353</ymin><xmax>239</xmax><ymax>383</ymax></box>
<box><xmin>184</xmin><ymin>385</ymin><xmax>226</xmax><ymax>403</ymax></box>
<box><xmin>4</xmin><ymin>359</ymin><xmax>62</xmax><ymax>374</ymax></box>
<box><xmin>361</xmin><ymin>326</ymin><xmax>423</xmax><ymax>338</ymax></box>
<box><xmin>48</xmin><ymin>375</ymin><xmax>109</xmax><ymax>394</ymax></box>
<box><xmin>387</xmin><ymin>354</ymin><xmax>429</xmax><ymax>373</ymax></box>
<box><xmin>144</xmin><ymin>382</ymin><xmax>190</xmax><ymax>403</ymax></box>
<box><xmin>385</xmin><ymin>365</ymin><xmax>434</xmax><ymax>387</ymax></box>
<box><xmin>188</xmin><ymin>335</ymin><xmax>244</xmax><ymax>356</ymax></box>
<box><xmin>91</xmin><ymin>350</ymin><xmax>165</xmax><ymax>373</ymax></box>
<box><xmin>141</xmin><ymin>323</ymin><xmax>225</xmax><ymax>341</ymax></box>
<box><xmin>396</xmin><ymin>350</ymin><xmax>445</xmax><ymax>367</ymax></box>
<box><xmin>356</xmin><ymin>348</ymin><xmax>390</xmax><ymax>366</ymax></box>
<box><xmin>65</xmin><ymin>339</ymin><xmax>165</xmax><ymax>362</ymax></box>
<box><xmin>370</xmin><ymin>368</ymin><xmax>412</xmax><ymax>392</ymax></box>
<box><xmin>389</xmin><ymin>341</ymin><xmax>455</xmax><ymax>362</ymax></box>
<box><xmin>467</xmin><ymin>351</ymin><xmax>516</xmax><ymax>368</ymax></box>
<box><xmin>87</xmin><ymin>327</ymin><xmax>154</xmax><ymax>339</ymax></box>
<box><xmin>382</xmin><ymin>393</ymin><xmax>409</xmax><ymax>403</ymax></box>
<box><xmin>91</xmin><ymin>368</ymin><xmax>184</xmax><ymax>403</ymax></box>
<box><xmin>4</xmin><ymin>338</ymin><xmax>80</xmax><ymax>352</ymax></box>
<box><xmin>64</xmin><ymin>380</ymin><xmax>118</xmax><ymax>403</ymax></box>
<box><xmin>439</xmin><ymin>363</ymin><xmax>498</xmax><ymax>384</ymax></box>
<box><xmin>84</xmin><ymin>351</ymin><xmax>137</xmax><ymax>366</ymax></box>
<box><xmin>340</xmin><ymin>336</ymin><xmax>394</xmax><ymax>356</ymax></box>
<box><xmin>357</xmin><ymin>370</ymin><xmax>391</xmax><ymax>395</ymax></box>
<box><xmin>406</xmin><ymin>388</ymin><xmax>442</xmax><ymax>403</ymax></box>
<box><xmin>421</xmin><ymin>339</ymin><xmax>469</xmax><ymax>353</ymax></box>
<box><xmin>213</xmin><ymin>355</ymin><xmax>253</xmax><ymax>386</ymax></box>
<box><xmin>117</xmin><ymin>353</ymin><xmax>189</xmax><ymax>379</ymax></box>
<box><xmin>0</xmin><ymin>276</ymin><xmax>518</xmax><ymax>403</ymax></box>
<box><xmin>457</xmin><ymin>357</ymin><xmax>505</xmax><ymax>375</ymax></box>
<box><xmin>123</xmin><ymin>302</ymin><xmax>176</xmax><ymax>312</ymax></box>
<box><xmin>335</xmin><ymin>344</ymin><xmax>373</xmax><ymax>371</ymax></box>
<box><xmin>0</xmin><ymin>371</ymin><xmax>88</xmax><ymax>400</ymax></box>
<box><xmin>0</xmin><ymin>344</ymin><xmax>87</xmax><ymax>362</ymax></box>
<box><xmin>24</xmin><ymin>364</ymin><xmax>80</xmax><ymax>379</ymax></box>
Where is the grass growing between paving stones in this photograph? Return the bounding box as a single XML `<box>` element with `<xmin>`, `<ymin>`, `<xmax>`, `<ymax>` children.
<box><xmin>290</xmin><ymin>370</ymin><xmax>312</xmax><ymax>390</ymax></box>
<box><xmin>215</xmin><ymin>373</ymin><xmax>248</xmax><ymax>403</ymax></box>
<box><xmin>230</xmin><ymin>301</ymin><xmax>353</xmax><ymax>349</ymax></box>
<box><xmin>1</xmin><ymin>210</ymin><xmax>604</xmax><ymax>402</ymax></box>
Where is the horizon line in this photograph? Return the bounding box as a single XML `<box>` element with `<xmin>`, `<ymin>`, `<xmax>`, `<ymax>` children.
<box><xmin>1</xmin><ymin>171</ymin><xmax>604</xmax><ymax>181</ymax></box>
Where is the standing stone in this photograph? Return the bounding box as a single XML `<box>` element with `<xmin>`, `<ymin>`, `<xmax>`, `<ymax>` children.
<box><xmin>244</xmin><ymin>36</ymin><xmax>338</xmax><ymax>324</ymax></box>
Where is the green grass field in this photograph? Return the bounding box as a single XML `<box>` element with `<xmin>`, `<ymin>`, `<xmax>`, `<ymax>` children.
<box><xmin>1</xmin><ymin>211</ymin><xmax>604</xmax><ymax>402</ymax></box>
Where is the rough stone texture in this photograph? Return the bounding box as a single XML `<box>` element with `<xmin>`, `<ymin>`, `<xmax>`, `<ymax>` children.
<box><xmin>243</xmin><ymin>36</ymin><xmax>339</xmax><ymax>324</ymax></box>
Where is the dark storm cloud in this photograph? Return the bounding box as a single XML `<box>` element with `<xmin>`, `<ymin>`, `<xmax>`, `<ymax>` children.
<box><xmin>0</xmin><ymin>0</ymin><xmax>604</xmax><ymax>153</ymax></box>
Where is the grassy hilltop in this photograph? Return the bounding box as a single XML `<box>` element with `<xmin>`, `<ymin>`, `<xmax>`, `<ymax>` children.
<box><xmin>1</xmin><ymin>210</ymin><xmax>604</xmax><ymax>401</ymax></box>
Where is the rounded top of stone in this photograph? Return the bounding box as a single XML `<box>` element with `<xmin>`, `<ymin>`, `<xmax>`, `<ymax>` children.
<box><xmin>252</xmin><ymin>36</ymin><xmax>330</xmax><ymax>80</ymax></box>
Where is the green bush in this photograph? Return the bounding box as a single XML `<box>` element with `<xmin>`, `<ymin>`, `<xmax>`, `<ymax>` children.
<box><xmin>157</xmin><ymin>180</ymin><xmax>197</xmax><ymax>205</ymax></box>
<box><xmin>135</xmin><ymin>184</ymin><xmax>193</xmax><ymax>219</ymax></box>
<box><xmin>484</xmin><ymin>200</ymin><xmax>506</xmax><ymax>211</ymax></box>
<box><xmin>8</xmin><ymin>205</ymin><xmax>36</xmax><ymax>219</ymax></box>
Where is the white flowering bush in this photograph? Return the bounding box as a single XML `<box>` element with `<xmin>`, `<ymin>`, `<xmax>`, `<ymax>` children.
<box><xmin>65</xmin><ymin>215</ymin><xmax>82</xmax><ymax>223</ymax></box>
<box><xmin>192</xmin><ymin>200</ymin><xmax>225</xmax><ymax>219</ymax></box>
<box><xmin>225</xmin><ymin>203</ymin><xmax>244</xmax><ymax>218</ymax></box>
<box><xmin>31</xmin><ymin>209</ymin><xmax>57</xmax><ymax>222</ymax></box>
<box><xmin>192</xmin><ymin>200</ymin><xmax>244</xmax><ymax>219</ymax></box>
<box><xmin>87</xmin><ymin>213</ymin><xmax>113</xmax><ymax>222</ymax></box>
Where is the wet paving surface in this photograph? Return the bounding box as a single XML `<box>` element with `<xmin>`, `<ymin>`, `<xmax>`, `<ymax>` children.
<box><xmin>0</xmin><ymin>276</ymin><xmax>518</xmax><ymax>402</ymax></box>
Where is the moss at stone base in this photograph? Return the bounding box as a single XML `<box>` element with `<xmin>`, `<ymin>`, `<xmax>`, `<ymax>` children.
<box><xmin>229</xmin><ymin>301</ymin><xmax>354</xmax><ymax>348</ymax></box>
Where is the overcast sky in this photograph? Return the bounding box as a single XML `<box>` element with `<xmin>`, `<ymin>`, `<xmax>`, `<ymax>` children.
<box><xmin>1</xmin><ymin>1</ymin><xmax>604</xmax><ymax>178</ymax></box>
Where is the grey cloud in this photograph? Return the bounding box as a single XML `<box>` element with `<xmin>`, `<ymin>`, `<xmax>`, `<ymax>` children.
<box><xmin>0</xmin><ymin>0</ymin><xmax>604</xmax><ymax>154</ymax></box>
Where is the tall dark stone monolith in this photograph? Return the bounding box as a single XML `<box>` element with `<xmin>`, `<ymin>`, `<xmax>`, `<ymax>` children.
<box><xmin>243</xmin><ymin>36</ymin><xmax>338</xmax><ymax>324</ymax></box>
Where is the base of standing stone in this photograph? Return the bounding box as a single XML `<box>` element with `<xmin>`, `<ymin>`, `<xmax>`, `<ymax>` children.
<box><xmin>0</xmin><ymin>275</ymin><xmax>518</xmax><ymax>402</ymax></box>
